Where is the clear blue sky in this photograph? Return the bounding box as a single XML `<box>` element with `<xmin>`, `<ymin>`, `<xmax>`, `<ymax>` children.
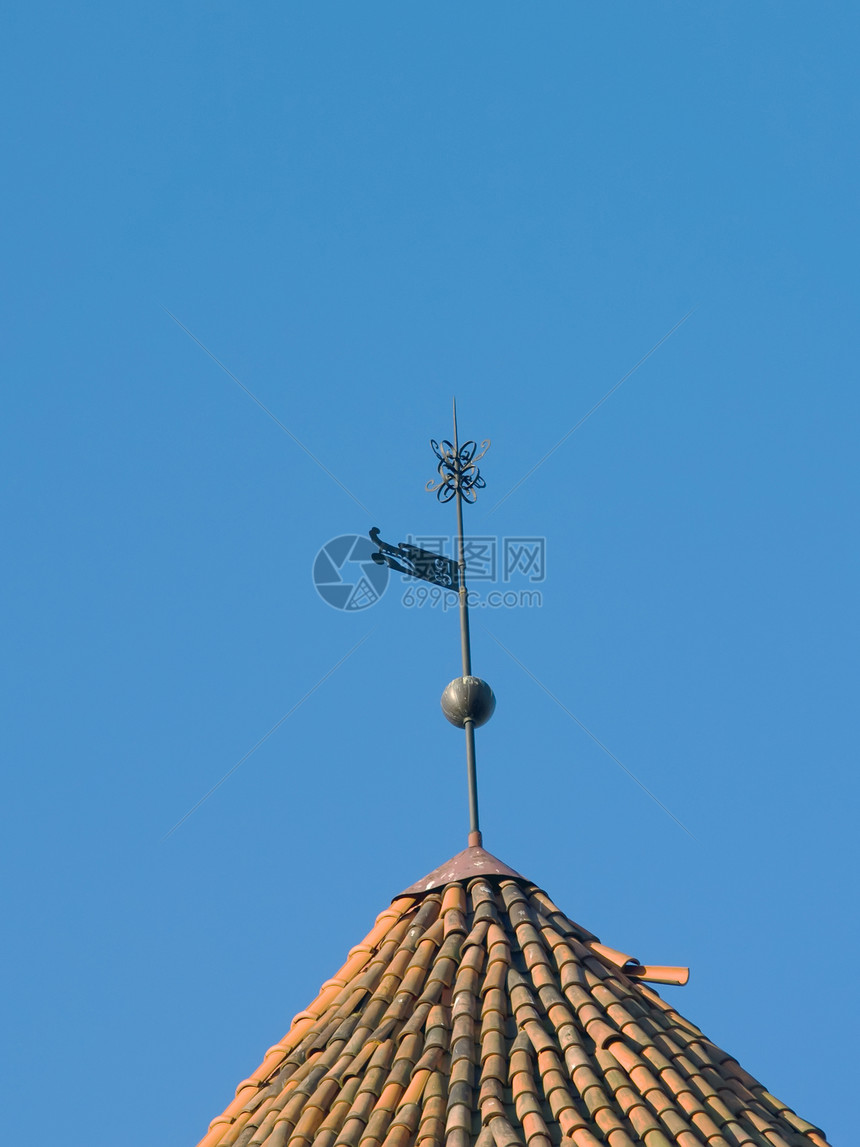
<box><xmin>2</xmin><ymin>4</ymin><xmax>856</xmax><ymax>1144</ymax></box>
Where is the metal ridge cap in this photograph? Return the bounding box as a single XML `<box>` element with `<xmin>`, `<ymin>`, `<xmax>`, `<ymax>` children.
<box><xmin>396</xmin><ymin>844</ymin><xmax>526</xmax><ymax>898</ymax></box>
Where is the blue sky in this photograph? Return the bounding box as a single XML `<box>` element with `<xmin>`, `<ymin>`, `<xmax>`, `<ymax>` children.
<box><xmin>2</xmin><ymin>4</ymin><xmax>857</xmax><ymax>1144</ymax></box>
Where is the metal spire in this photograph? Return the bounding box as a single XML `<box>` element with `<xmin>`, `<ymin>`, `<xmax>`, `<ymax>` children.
<box><xmin>427</xmin><ymin>400</ymin><xmax>495</xmax><ymax>847</ymax></box>
<box><xmin>369</xmin><ymin>403</ymin><xmax>495</xmax><ymax>847</ymax></box>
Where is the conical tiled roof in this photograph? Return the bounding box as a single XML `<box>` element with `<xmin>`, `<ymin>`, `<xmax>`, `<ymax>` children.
<box><xmin>195</xmin><ymin>852</ymin><xmax>829</xmax><ymax>1147</ymax></box>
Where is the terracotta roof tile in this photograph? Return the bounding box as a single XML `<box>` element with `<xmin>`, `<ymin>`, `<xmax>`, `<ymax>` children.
<box><xmin>195</xmin><ymin>859</ymin><xmax>829</xmax><ymax>1147</ymax></box>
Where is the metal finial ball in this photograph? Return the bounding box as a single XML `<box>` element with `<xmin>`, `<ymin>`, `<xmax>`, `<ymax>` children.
<box><xmin>441</xmin><ymin>677</ymin><xmax>496</xmax><ymax>729</ymax></box>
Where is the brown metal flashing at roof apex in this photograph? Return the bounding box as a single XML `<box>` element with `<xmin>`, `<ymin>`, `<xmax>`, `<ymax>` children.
<box><xmin>398</xmin><ymin>844</ymin><xmax>525</xmax><ymax>896</ymax></box>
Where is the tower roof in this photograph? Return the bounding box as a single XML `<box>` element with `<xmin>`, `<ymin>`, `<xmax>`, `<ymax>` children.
<box><xmin>195</xmin><ymin>855</ymin><xmax>829</xmax><ymax>1147</ymax></box>
<box><xmin>194</xmin><ymin>419</ymin><xmax>829</xmax><ymax>1146</ymax></box>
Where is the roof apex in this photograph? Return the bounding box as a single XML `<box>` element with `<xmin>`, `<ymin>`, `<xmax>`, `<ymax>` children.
<box><xmin>398</xmin><ymin>842</ymin><xmax>525</xmax><ymax>896</ymax></box>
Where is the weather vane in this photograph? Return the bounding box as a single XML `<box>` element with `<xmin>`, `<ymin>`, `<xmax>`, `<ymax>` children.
<box><xmin>370</xmin><ymin>398</ymin><xmax>495</xmax><ymax>847</ymax></box>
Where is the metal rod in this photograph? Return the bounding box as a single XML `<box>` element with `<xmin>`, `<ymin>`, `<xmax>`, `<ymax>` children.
<box><xmin>464</xmin><ymin>720</ymin><xmax>479</xmax><ymax>837</ymax></box>
<box><xmin>452</xmin><ymin>397</ymin><xmax>479</xmax><ymax>837</ymax></box>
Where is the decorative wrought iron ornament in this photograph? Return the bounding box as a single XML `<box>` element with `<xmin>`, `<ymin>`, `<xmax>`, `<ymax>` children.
<box><xmin>368</xmin><ymin>399</ymin><xmax>495</xmax><ymax>848</ymax></box>
<box><xmin>426</xmin><ymin>437</ymin><xmax>490</xmax><ymax>503</ymax></box>
<box><xmin>369</xmin><ymin>527</ymin><xmax>459</xmax><ymax>591</ymax></box>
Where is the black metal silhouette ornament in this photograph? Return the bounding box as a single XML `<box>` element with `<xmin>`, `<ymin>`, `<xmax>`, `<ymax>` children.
<box><xmin>368</xmin><ymin>527</ymin><xmax>459</xmax><ymax>591</ymax></box>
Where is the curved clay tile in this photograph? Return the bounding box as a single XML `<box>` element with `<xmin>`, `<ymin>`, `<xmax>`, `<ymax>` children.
<box><xmin>194</xmin><ymin>866</ymin><xmax>830</xmax><ymax>1147</ymax></box>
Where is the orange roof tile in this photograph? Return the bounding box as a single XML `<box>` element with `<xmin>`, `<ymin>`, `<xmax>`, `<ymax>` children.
<box><xmin>194</xmin><ymin>852</ymin><xmax>829</xmax><ymax>1147</ymax></box>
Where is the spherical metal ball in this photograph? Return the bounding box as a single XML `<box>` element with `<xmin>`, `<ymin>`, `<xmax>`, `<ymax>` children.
<box><xmin>440</xmin><ymin>676</ymin><xmax>496</xmax><ymax>729</ymax></box>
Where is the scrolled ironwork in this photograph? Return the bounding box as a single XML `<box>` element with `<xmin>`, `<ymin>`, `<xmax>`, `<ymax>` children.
<box><xmin>426</xmin><ymin>438</ymin><xmax>490</xmax><ymax>504</ymax></box>
<box><xmin>369</xmin><ymin>527</ymin><xmax>460</xmax><ymax>591</ymax></box>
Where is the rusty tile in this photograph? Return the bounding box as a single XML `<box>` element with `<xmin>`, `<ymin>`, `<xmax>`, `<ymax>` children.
<box><xmin>388</xmin><ymin>1092</ymin><xmax>423</xmax><ymax>1132</ymax></box>
<box><xmin>376</xmin><ymin>1078</ymin><xmax>408</xmax><ymax>1115</ymax></box>
<box><xmin>381</xmin><ymin>1117</ymin><xmax>417</xmax><ymax>1147</ymax></box>
<box><xmin>487</xmin><ymin>1112</ymin><xmax>526</xmax><ymax>1147</ymax></box>
<box><xmin>554</xmin><ymin>1096</ymin><xmax>594</xmax><ymax>1136</ymax></box>
<box><xmin>453</xmin><ymin>989</ymin><xmax>479</xmax><ymax>1022</ymax></box>
<box><xmin>481</xmin><ymin>985</ymin><xmax>507</xmax><ymax>1014</ymax></box>
<box><xmin>260</xmin><ymin>1123</ymin><xmax>289</xmax><ymax>1147</ymax></box>
<box><xmin>481</xmin><ymin>961</ymin><xmax>509</xmax><ymax>995</ymax></box>
<box><xmin>290</xmin><ymin>1099</ymin><xmax>331</xmax><ymax>1142</ymax></box>
<box><xmin>480</xmin><ymin>1011</ymin><xmax>508</xmax><ymax>1042</ymax></box>
<box><xmin>687</xmin><ymin>1106</ymin><xmax>726</xmax><ymax>1143</ymax></box>
<box><xmin>481</xmin><ymin>1051</ymin><xmax>508</xmax><ymax>1082</ymax></box>
<box><xmin>591</xmin><ymin>1104</ymin><xmax>636</xmax><ymax>1147</ymax></box>
<box><xmin>641</xmin><ymin>1129</ymin><xmax>674</xmax><ymax>1147</ymax></box>
<box><xmin>563</xmin><ymin>1128</ymin><xmax>603</xmax><ymax>1147</ymax></box>
<box><xmin>556</xmin><ymin>1029</ymin><xmax>591</xmax><ymax>1075</ymax></box>
<box><xmin>246</xmin><ymin>1108</ymin><xmax>281</xmax><ymax>1146</ymax></box>
<box><xmin>218</xmin><ymin>1111</ymin><xmax>254</xmax><ymax>1147</ymax></box>
<box><xmin>450</xmin><ymin>1054</ymin><xmax>476</xmax><ymax>1087</ymax></box>
<box><xmin>424</xmin><ymin>1014</ymin><xmax>450</xmax><ymax>1052</ymax></box>
<box><xmin>512</xmin><ymin>914</ymin><xmax>543</xmax><ymax>945</ymax></box>
<box><xmin>512</xmin><ymin>1085</ymin><xmax>543</xmax><ymax>1116</ymax></box>
<box><xmin>416</xmin><ymin>1084</ymin><xmax>446</xmax><ymax>1147</ymax></box>
<box><xmin>441</xmin><ymin>884</ymin><xmax>467</xmax><ymax>912</ymax></box>
<box><xmin>446</xmin><ymin>1102</ymin><xmax>473</xmax><ymax>1133</ymax></box>
<box><xmin>462</xmin><ymin>940</ymin><xmax>489</xmax><ymax>972</ymax></box>
<box><xmin>487</xmin><ymin>920</ymin><xmax>512</xmax><ymax>949</ymax></box>
<box><xmin>521</xmin><ymin>1109</ymin><xmax>551</xmax><ymax>1144</ymax></box>
<box><xmin>479</xmin><ymin>1077</ymin><xmax>507</xmax><ymax>1105</ymax></box>
<box><xmin>442</xmin><ymin>908</ymin><xmax>468</xmax><ymax>939</ymax></box>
